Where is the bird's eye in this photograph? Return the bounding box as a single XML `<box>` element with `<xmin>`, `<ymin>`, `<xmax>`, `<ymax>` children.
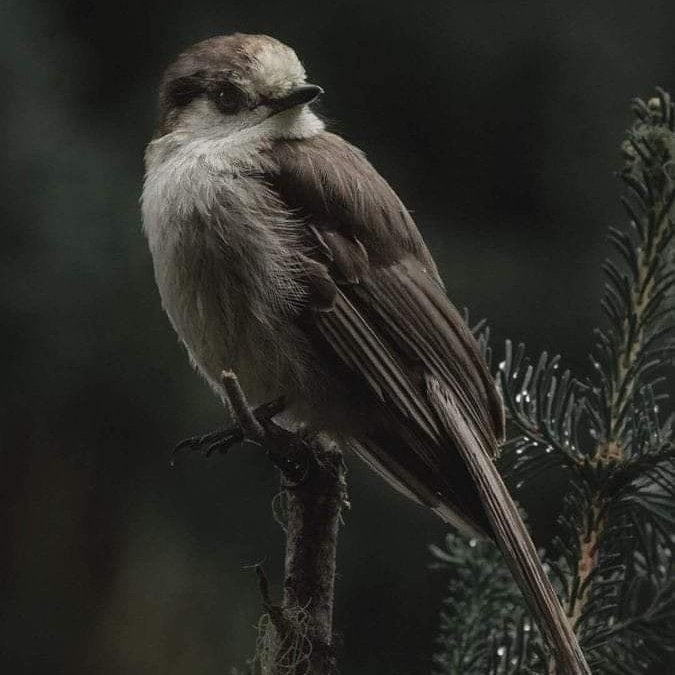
<box><xmin>215</xmin><ymin>82</ymin><xmax>246</xmax><ymax>114</ymax></box>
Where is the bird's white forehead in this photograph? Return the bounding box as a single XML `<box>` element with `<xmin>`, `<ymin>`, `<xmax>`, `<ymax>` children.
<box><xmin>249</xmin><ymin>42</ymin><xmax>307</xmax><ymax>97</ymax></box>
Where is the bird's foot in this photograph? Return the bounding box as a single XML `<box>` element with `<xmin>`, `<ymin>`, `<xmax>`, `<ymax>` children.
<box><xmin>257</xmin><ymin>417</ymin><xmax>313</xmax><ymax>486</ymax></box>
<box><xmin>171</xmin><ymin>394</ymin><xmax>286</xmax><ymax>466</ymax></box>
<box><xmin>171</xmin><ymin>426</ymin><xmax>244</xmax><ymax>465</ymax></box>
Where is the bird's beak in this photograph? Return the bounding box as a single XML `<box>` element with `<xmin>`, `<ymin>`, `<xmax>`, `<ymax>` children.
<box><xmin>268</xmin><ymin>84</ymin><xmax>324</xmax><ymax>114</ymax></box>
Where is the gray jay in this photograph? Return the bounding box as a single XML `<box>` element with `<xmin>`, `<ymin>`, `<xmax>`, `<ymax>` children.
<box><xmin>142</xmin><ymin>34</ymin><xmax>590</xmax><ymax>674</ymax></box>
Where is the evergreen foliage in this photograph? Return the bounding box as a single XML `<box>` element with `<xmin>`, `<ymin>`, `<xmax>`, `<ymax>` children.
<box><xmin>433</xmin><ymin>89</ymin><xmax>675</xmax><ymax>674</ymax></box>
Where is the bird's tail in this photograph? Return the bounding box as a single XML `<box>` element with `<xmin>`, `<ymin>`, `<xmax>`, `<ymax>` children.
<box><xmin>427</xmin><ymin>376</ymin><xmax>591</xmax><ymax>675</ymax></box>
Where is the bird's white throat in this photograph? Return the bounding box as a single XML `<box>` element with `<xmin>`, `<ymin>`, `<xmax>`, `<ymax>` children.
<box><xmin>142</xmin><ymin>100</ymin><xmax>324</xmax><ymax>238</ymax></box>
<box><xmin>146</xmin><ymin>99</ymin><xmax>324</xmax><ymax>171</ymax></box>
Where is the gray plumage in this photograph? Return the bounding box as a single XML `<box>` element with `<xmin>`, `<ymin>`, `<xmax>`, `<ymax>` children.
<box><xmin>142</xmin><ymin>34</ymin><xmax>590</xmax><ymax>674</ymax></box>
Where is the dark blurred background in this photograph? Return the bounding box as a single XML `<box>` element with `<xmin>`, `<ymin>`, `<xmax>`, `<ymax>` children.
<box><xmin>2</xmin><ymin>1</ymin><xmax>674</xmax><ymax>673</ymax></box>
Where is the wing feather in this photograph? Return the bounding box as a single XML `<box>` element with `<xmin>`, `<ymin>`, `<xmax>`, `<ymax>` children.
<box><xmin>355</xmin><ymin>263</ymin><xmax>502</xmax><ymax>450</ymax></box>
<box><xmin>262</xmin><ymin>131</ymin><xmax>502</xmax><ymax>531</ymax></box>
<box><xmin>317</xmin><ymin>292</ymin><xmax>441</xmax><ymax>446</ymax></box>
<box><xmin>259</xmin><ymin>130</ymin><xmax>590</xmax><ymax>674</ymax></box>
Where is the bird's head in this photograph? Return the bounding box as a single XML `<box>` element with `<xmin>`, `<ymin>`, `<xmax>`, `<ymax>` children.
<box><xmin>155</xmin><ymin>34</ymin><xmax>324</xmax><ymax>140</ymax></box>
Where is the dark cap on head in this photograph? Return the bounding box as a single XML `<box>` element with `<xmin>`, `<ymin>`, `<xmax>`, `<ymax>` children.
<box><xmin>156</xmin><ymin>34</ymin><xmax>311</xmax><ymax>133</ymax></box>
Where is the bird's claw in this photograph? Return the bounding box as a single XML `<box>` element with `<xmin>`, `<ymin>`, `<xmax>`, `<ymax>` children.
<box><xmin>171</xmin><ymin>426</ymin><xmax>244</xmax><ymax>465</ymax></box>
<box><xmin>170</xmin><ymin>396</ymin><xmax>286</xmax><ymax>466</ymax></box>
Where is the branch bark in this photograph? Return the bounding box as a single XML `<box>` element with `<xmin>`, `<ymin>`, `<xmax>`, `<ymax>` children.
<box><xmin>219</xmin><ymin>371</ymin><xmax>346</xmax><ymax>675</ymax></box>
<box><xmin>280</xmin><ymin>437</ymin><xmax>345</xmax><ymax>674</ymax></box>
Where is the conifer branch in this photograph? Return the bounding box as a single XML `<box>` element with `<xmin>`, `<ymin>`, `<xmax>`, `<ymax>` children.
<box><xmin>433</xmin><ymin>88</ymin><xmax>675</xmax><ymax>675</ymax></box>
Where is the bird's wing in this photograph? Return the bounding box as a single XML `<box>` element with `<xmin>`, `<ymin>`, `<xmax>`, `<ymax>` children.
<box><xmin>261</xmin><ymin>132</ymin><xmax>592</xmax><ymax>674</ymax></box>
<box><xmin>263</xmin><ymin>131</ymin><xmax>503</xmax><ymax>534</ymax></box>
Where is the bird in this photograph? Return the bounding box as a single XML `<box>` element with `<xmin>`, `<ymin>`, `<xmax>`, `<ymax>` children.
<box><xmin>142</xmin><ymin>34</ymin><xmax>590</xmax><ymax>674</ymax></box>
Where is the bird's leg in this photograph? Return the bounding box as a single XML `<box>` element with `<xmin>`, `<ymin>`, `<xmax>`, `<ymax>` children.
<box><xmin>221</xmin><ymin>371</ymin><xmax>320</xmax><ymax>488</ymax></box>
<box><xmin>257</xmin><ymin>417</ymin><xmax>315</xmax><ymax>487</ymax></box>
<box><xmin>171</xmin><ymin>375</ymin><xmax>285</xmax><ymax>464</ymax></box>
<box><xmin>219</xmin><ymin>371</ymin><xmax>315</xmax><ymax>489</ymax></box>
<box><xmin>225</xmin><ymin>372</ymin><xmax>313</xmax><ymax>486</ymax></box>
<box><xmin>171</xmin><ymin>372</ymin><xmax>313</xmax><ymax>486</ymax></box>
<box><xmin>171</xmin><ymin>372</ymin><xmax>347</xmax><ymax>508</ymax></box>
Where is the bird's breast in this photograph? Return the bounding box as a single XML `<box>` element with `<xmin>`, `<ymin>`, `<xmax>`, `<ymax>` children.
<box><xmin>141</xmin><ymin>142</ymin><xmax>310</xmax><ymax>403</ymax></box>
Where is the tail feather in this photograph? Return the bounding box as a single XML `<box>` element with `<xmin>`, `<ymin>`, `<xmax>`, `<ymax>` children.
<box><xmin>427</xmin><ymin>376</ymin><xmax>591</xmax><ymax>675</ymax></box>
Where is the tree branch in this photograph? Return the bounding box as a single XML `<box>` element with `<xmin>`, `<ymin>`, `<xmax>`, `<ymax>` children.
<box><xmin>559</xmin><ymin>93</ymin><xmax>675</xmax><ymax>649</ymax></box>
<box><xmin>218</xmin><ymin>371</ymin><xmax>347</xmax><ymax>675</ymax></box>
